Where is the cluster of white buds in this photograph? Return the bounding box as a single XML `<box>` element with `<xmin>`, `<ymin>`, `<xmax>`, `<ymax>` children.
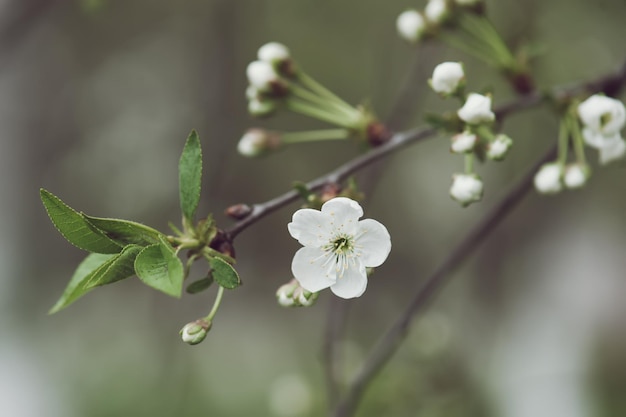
<box><xmin>534</xmin><ymin>162</ymin><xmax>591</xmax><ymax>195</ymax></box>
<box><xmin>429</xmin><ymin>62</ymin><xmax>513</xmax><ymax>207</ymax></box>
<box><xmin>276</xmin><ymin>279</ymin><xmax>319</xmax><ymax>307</ymax></box>
<box><xmin>396</xmin><ymin>0</ymin><xmax>457</xmax><ymax>43</ymax></box>
<box><xmin>240</xmin><ymin>42</ymin><xmax>384</xmax><ymax>155</ymax></box>
<box><xmin>578</xmin><ymin>94</ymin><xmax>626</xmax><ymax>165</ymax></box>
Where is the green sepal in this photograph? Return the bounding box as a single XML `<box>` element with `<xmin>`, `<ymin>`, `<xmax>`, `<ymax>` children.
<box><xmin>179</xmin><ymin>129</ymin><xmax>203</xmax><ymax>222</ymax></box>
<box><xmin>185</xmin><ymin>274</ymin><xmax>214</xmax><ymax>294</ymax></box>
<box><xmin>210</xmin><ymin>257</ymin><xmax>240</xmax><ymax>289</ymax></box>
<box><xmin>424</xmin><ymin>112</ymin><xmax>464</xmax><ymax>133</ymax></box>
<box><xmin>293</xmin><ymin>181</ymin><xmax>312</xmax><ymax>201</ymax></box>
<box><xmin>82</xmin><ymin>215</ymin><xmax>163</xmax><ymax>246</ymax></box>
<box><xmin>40</xmin><ymin>189</ymin><xmax>122</xmax><ymax>254</ymax></box>
<box><xmin>49</xmin><ymin>245</ymin><xmax>142</xmax><ymax>314</ymax></box>
<box><xmin>134</xmin><ymin>237</ymin><xmax>184</xmax><ymax>298</ymax></box>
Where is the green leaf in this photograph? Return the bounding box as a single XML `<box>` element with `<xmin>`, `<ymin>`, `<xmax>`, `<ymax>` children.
<box><xmin>49</xmin><ymin>253</ymin><xmax>114</xmax><ymax>314</ymax></box>
<box><xmin>134</xmin><ymin>238</ymin><xmax>184</xmax><ymax>297</ymax></box>
<box><xmin>210</xmin><ymin>257</ymin><xmax>240</xmax><ymax>289</ymax></box>
<box><xmin>40</xmin><ymin>189</ymin><xmax>123</xmax><ymax>254</ymax></box>
<box><xmin>82</xmin><ymin>215</ymin><xmax>162</xmax><ymax>246</ymax></box>
<box><xmin>179</xmin><ymin>130</ymin><xmax>202</xmax><ymax>221</ymax></box>
<box><xmin>185</xmin><ymin>274</ymin><xmax>214</xmax><ymax>294</ymax></box>
<box><xmin>49</xmin><ymin>245</ymin><xmax>142</xmax><ymax>314</ymax></box>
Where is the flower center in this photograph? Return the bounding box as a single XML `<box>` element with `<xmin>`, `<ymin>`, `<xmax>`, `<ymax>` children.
<box><xmin>321</xmin><ymin>234</ymin><xmax>358</xmax><ymax>279</ymax></box>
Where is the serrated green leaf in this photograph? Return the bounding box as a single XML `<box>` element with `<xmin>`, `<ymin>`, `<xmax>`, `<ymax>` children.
<box><xmin>84</xmin><ymin>244</ymin><xmax>143</xmax><ymax>289</ymax></box>
<box><xmin>134</xmin><ymin>238</ymin><xmax>184</xmax><ymax>297</ymax></box>
<box><xmin>179</xmin><ymin>130</ymin><xmax>202</xmax><ymax>221</ymax></box>
<box><xmin>210</xmin><ymin>257</ymin><xmax>240</xmax><ymax>289</ymax></box>
<box><xmin>82</xmin><ymin>215</ymin><xmax>162</xmax><ymax>246</ymax></box>
<box><xmin>185</xmin><ymin>274</ymin><xmax>214</xmax><ymax>294</ymax></box>
<box><xmin>49</xmin><ymin>253</ymin><xmax>114</xmax><ymax>314</ymax></box>
<box><xmin>40</xmin><ymin>189</ymin><xmax>123</xmax><ymax>254</ymax></box>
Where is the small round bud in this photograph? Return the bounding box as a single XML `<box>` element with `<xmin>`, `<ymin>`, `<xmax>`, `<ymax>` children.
<box><xmin>225</xmin><ymin>203</ymin><xmax>253</xmax><ymax>220</ymax></box>
<box><xmin>430</xmin><ymin>62</ymin><xmax>465</xmax><ymax>96</ymax></box>
<box><xmin>237</xmin><ymin>128</ymin><xmax>281</xmax><ymax>157</ymax></box>
<box><xmin>578</xmin><ymin>94</ymin><xmax>626</xmax><ymax>136</ymax></box>
<box><xmin>276</xmin><ymin>279</ymin><xmax>319</xmax><ymax>308</ymax></box>
<box><xmin>180</xmin><ymin>319</ymin><xmax>211</xmax><ymax>345</ymax></box>
<box><xmin>396</xmin><ymin>10</ymin><xmax>426</xmax><ymax>43</ymax></box>
<box><xmin>487</xmin><ymin>134</ymin><xmax>513</xmax><ymax>161</ymax></box>
<box><xmin>248</xmin><ymin>98</ymin><xmax>278</xmax><ymax>118</ymax></box>
<box><xmin>258</xmin><ymin>42</ymin><xmax>290</xmax><ymax>64</ymax></box>
<box><xmin>449</xmin><ymin>174</ymin><xmax>483</xmax><ymax>206</ymax></box>
<box><xmin>534</xmin><ymin>163</ymin><xmax>563</xmax><ymax>194</ymax></box>
<box><xmin>451</xmin><ymin>131</ymin><xmax>477</xmax><ymax>154</ymax></box>
<box><xmin>563</xmin><ymin>164</ymin><xmax>590</xmax><ymax>189</ymax></box>
<box><xmin>458</xmin><ymin>93</ymin><xmax>495</xmax><ymax>124</ymax></box>
<box><xmin>294</xmin><ymin>287</ymin><xmax>319</xmax><ymax>307</ymax></box>
<box><xmin>424</xmin><ymin>0</ymin><xmax>450</xmax><ymax>24</ymax></box>
<box><xmin>246</xmin><ymin>60</ymin><xmax>282</xmax><ymax>93</ymax></box>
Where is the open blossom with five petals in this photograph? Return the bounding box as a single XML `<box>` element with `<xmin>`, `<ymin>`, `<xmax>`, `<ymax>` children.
<box><xmin>288</xmin><ymin>197</ymin><xmax>391</xmax><ymax>299</ymax></box>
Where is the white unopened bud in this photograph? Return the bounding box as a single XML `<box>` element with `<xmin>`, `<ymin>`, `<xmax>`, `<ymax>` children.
<box><xmin>563</xmin><ymin>164</ymin><xmax>590</xmax><ymax>189</ymax></box>
<box><xmin>578</xmin><ymin>94</ymin><xmax>626</xmax><ymax>136</ymax></box>
<box><xmin>451</xmin><ymin>131</ymin><xmax>477</xmax><ymax>153</ymax></box>
<box><xmin>396</xmin><ymin>10</ymin><xmax>426</xmax><ymax>43</ymax></box>
<box><xmin>276</xmin><ymin>279</ymin><xmax>318</xmax><ymax>308</ymax></box>
<box><xmin>238</xmin><ymin>128</ymin><xmax>281</xmax><ymax>157</ymax></box>
<box><xmin>180</xmin><ymin>320</ymin><xmax>211</xmax><ymax>345</ymax></box>
<box><xmin>248</xmin><ymin>98</ymin><xmax>278</xmax><ymax>118</ymax></box>
<box><xmin>534</xmin><ymin>163</ymin><xmax>563</xmax><ymax>194</ymax></box>
<box><xmin>425</xmin><ymin>0</ymin><xmax>449</xmax><ymax>24</ymax></box>
<box><xmin>487</xmin><ymin>134</ymin><xmax>513</xmax><ymax>160</ymax></box>
<box><xmin>246</xmin><ymin>60</ymin><xmax>282</xmax><ymax>92</ymax></box>
<box><xmin>458</xmin><ymin>93</ymin><xmax>495</xmax><ymax>124</ymax></box>
<box><xmin>449</xmin><ymin>174</ymin><xmax>483</xmax><ymax>206</ymax></box>
<box><xmin>430</xmin><ymin>62</ymin><xmax>465</xmax><ymax>96</ymax></box>
<box><xmin>258</xmin><ymin>42</ymin><xmax>290</xmax><ymax>64</ymax></box>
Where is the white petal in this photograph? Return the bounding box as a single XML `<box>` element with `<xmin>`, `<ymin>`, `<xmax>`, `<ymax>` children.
<box><xmin>599</xmin><ymin>136</ymin><xmax>626</xmax><ymax>165</ymax></box>
<box><xmin>330</xmin><ymin>262</ymin><xmax>368</xmax><ymax>299</ymax></box>
<box><xmin>355</xmin><ymin>219</ymin><xmax>391</xmax><ymax>268</ymax></box>
<box><xmin>321</xmin><ymin>197</ymin><xmax>363</xmax><ymax>235</ymax></box>
<box><xmin>288</xmin><ymin>209</ymin><xmax>332</xmax><ymax>247</ymax></box>
<box><xmin>291</xmin><ymin>247</ymin><xmax>336</xmax><ymax>292</ymax></box>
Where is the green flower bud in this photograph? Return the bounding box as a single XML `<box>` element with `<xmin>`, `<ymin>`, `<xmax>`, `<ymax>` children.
<box><xmin>180</xmin><ymin>319</ymin><xmax>211</xmax><ymax>345</ymax></box>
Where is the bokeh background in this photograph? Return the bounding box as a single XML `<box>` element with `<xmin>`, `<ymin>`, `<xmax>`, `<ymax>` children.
<box><xmin>2</xmin><ymin>0</ymin><xmax>626</xmax><ymax>416</ymax></box>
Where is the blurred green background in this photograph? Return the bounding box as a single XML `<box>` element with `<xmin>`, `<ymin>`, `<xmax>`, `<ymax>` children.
<box><xmin>2</xmin><ymin>0</ymin><xmax>626</xmax><ymax>416</ymax></box>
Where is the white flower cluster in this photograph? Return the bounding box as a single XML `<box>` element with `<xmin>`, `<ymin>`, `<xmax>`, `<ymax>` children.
<box><xmin>534</xmin><ymin>163</ymin><xmax>589</xmax><ymax>194</ymax></box>
<box><xmin>428</xmin><ymin>62</ymin><xmax>513</xmax><ymax>207</ymax></box>
<box><xmin>578</xmin><ymin>94</ymin><xmax>626</xmax><ymax>165</ymax></box>
<box><xmin>245</xmin><ymin>42</ymin><xmax>292</xmax><ymax>117</ymax></box>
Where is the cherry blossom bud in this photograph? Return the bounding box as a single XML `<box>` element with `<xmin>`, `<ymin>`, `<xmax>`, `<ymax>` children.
<box><xmin>563</xmin><ymin>164</ymin><xmax>590</xmax><ymax>189</ymax></box>
<box><xmin>449</xmin><ymin>174</ymin><xmax>483</xmax><ymax>206</ymax></box>
<box><xmin>486</xmin><ymin>134</ymin><xmax>513</xmax><ymax>160</ymax></box>
<box><xmin>248</xmin><ymin>98</ymin><xmax>278</xmax><ymax>118</ymax></box>
<box><xmin>533</xmin><ymin>163</ymin><xmax>563</xmax><ymax>194</ymax></box>
<box><xmin>237</xmin><ymin>128</ymin><xmax>281</xmax><ymax>157</ymax></box>
<box><xmin>578</xmin><ymin>94</ymin><xmax>626</xmax><ymax>136</ymax></box>
<box><xmin>180</xmin><ymin>319</ymin><xmax>211</xmax><ymax>345</ymax></box>
<box><xmin>457</xmin><ymin>93</ymin><xmax>495</xmax><ymax>124</ymax></box>
<box><xmin>450</xmin><ymin>131</ymin><xmax>477</xmax><ymax>153</ymax></box>
<box><xmin>396</xmin><ymin>10</ymin><xmax>426</xmax><ymax>43</ymax></box>
<box><xmin>258</xmin><ymin>42</ymin><xmax>290</xmax><ymax>64</ymax></box>
<box><xmin>276</xmin><ymin>279</ymin><xmax>319</xmax><ymax>307</ymax></box>
<box><xmin>424</xmin><ymin>0</ymin><xmax>449</xmax><ymax>24</ymax></box>
<box><xmin>246</xmin><ymin>60</ymin><xmax>283</xmax><ymax>92</ymax></box>
<box><xmin>225</xmin><ymin>203</ymin><xmax>253</xmax><ymax>220</ymax></box>
<box><xmin>430</xmin><ymin>62</ymin><xmax>465</xmax><ymax>96</ymax></box>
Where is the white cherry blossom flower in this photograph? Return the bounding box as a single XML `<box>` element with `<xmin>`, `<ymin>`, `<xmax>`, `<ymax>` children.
<box><xmin>430</xmin><ymin>62</ymin><xmax>465</xmax><ymax>95</ymax></box>
<box><xmin>288</xmin><ymin>197</ymin><xmax>391</xmax><ymax>299</ymax></box>
<box><xmin>450</xmin><ymin>131</ymin><xmax>477</xmax><ymax>153</ymax></box>
<box><xmin>457</xmin><ymin>93</ymin><xmax>495</xmax><ymax>124</ymax></box>
<box><xmin>578</xmin><ymin>94</ymin><xmax>625</xmax><ymax>136</ymax></box>
<box><xmin>534</xmin><ymin>163</ymin><xmax>563</xmax><ymax>194</ymax></box>
<box><xmin>246</xmin><ymin>60</ymin><xmax>281</xmax><ymax>92</ymax></box>
<box><xmin>449</xmin><ymin>174</ymin><xmax>483</xmax><ymax>206</ymax></box>
<box><xmin>396</xmin><ymin>10</ymin><xmax>425</xmax><ymax>43</ymax></box>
